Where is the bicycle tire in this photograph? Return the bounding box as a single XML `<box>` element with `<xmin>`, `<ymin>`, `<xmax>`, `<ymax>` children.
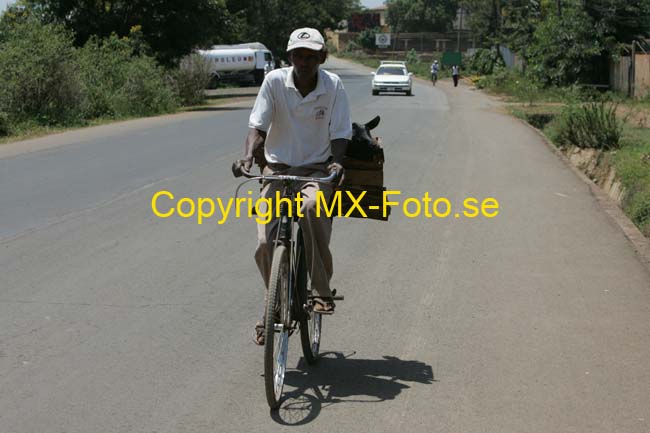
<box><xmin>264</xmin><ymin>245</ymin><xmax>290</xmax><ymax>410</ymax></box>
<box><xmin>297</xmin><ymin>230</ymin><xmax>321</xmax><ymax>364</ymax></box>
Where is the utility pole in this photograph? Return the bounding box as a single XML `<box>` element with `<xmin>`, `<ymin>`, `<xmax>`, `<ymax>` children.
<box><xmin>557</xmin><ymin>0</ymin><xmax>562</xmax><ymax>17</ymax></box>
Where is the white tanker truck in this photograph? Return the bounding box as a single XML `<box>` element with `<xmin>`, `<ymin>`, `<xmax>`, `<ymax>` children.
<box><xmin>197</xmin><ymin>42</ymin><xmax>275</xmax><ymax>86</ymax></box>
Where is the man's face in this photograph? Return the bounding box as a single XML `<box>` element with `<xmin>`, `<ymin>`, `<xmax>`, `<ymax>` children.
<box><xmin>289</xmin><ymin>48</ymin><xmax>323</xmax><ymax>81</ymax></box>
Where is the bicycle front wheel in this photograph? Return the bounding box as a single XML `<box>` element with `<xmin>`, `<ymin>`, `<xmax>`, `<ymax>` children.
<box><xmin>296</xmin><ymin>230</ymin><xmax>321</xmax><ymax>364</ymax></box>
<box><xmin>264</xmin><ymin>244</ymin><xmax>290</xmax><ymax>410</ymax></box>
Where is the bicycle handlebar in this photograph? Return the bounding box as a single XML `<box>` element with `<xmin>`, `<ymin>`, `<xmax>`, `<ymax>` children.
<box><xmin>232</xmin><ymin>160</ymin><xmax>339</xmax><ymax>199</ymax></box>
<box><xmin>232</xmin><ymin>160</ymin><xmax>338</xmax><ymax>183</ymax></box>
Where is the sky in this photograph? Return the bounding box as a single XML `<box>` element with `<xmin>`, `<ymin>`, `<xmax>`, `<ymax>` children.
<box><xmin>0</xmin><ymin>0</ymin><xmax>12</xmax><ymax>11</ymax></box>
<box><xmin>362</xmin><ymin>0</ymin><xmax>385</xmax><ymax>8</ymax></box>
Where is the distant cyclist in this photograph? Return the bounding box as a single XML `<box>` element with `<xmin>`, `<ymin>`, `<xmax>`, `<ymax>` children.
<box><xmin>430</xmin><ymin>60</ymin><xmax>439</xmax><ymax>85</ymax></box>
<box><xmin>239</xmin><ymin>27</ymin><xmax>352</xmax><ymax>344</ymax></box>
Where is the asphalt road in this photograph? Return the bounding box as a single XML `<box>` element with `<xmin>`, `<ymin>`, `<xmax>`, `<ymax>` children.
<box><xmin>1</xmin><ymin>57</ymin><xmax>650</xmax><ymax>433</ymax></box>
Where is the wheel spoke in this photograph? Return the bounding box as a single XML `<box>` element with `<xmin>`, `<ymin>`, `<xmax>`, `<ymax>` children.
<box><xmin>274</xmin><ymin>331</ymin><xmax>289</xmax><ymax>398</ymax></box>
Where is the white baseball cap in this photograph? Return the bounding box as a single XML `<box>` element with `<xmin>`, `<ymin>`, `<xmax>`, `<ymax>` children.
<box><xmin>287</xmin><ymin>28</ymin><xmax>325</xmax><ymax>52</ymax></box>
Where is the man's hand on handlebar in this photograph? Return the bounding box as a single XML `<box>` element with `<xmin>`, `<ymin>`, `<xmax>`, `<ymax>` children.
<box><xmin>327</xmin><ymin>161</ymin><xmax>345</xmax><ymax>187</ymax></box>
<box><xmin>232</xmin><ymin>159</ymin><xmax>252</xmax><ymax>178</ymax></box>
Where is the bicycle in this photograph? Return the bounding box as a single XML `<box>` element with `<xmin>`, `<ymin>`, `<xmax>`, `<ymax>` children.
<box><xmin>431</xmin><ymin>72</ymin><xmax>438</xmax><ymax>86</ymax></box>
<box><xmin>232</xmin><ymin>161</ymin><xmax>344</xmax><ymax>410</ymax></box>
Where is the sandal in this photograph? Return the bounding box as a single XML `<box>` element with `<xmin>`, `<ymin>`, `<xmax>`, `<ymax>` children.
<box><xmin>312</xmin><ymin>297</ymin><xmax>335</xmax><ymax>315</ymax></box>
<box><xmin>252</xmin><ymin>322</ymin><xmax>265</xmax><ymax>346</ymax></box>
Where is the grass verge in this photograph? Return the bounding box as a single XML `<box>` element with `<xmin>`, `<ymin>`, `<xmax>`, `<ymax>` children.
<box><xmin>510</xmin><ymin>102</ymin><xmax>649</xmax><ymax>237</ymax></box>
<box><xmin>616</xmin><ymin>127</ymin><xmax>650</xmax><ymax>236</ymax></box>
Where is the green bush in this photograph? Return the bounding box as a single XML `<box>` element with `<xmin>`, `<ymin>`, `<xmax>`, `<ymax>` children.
<box><xmin>0</xmin><ymin>111</ymin><xmax>9</xmax><ymax>136</ymax></box>
<box><xmin>527</xmin><ymin>11</ymin><xmax>603</xmax><ymax>86</ymax></box>
<box><xmin>406</xmin><ymin>49</ymin><xmax>419</xmax><ymax>65</ymax></box>
<box><xmin>357</xmin><ymin>27</ymin><xmax>380</xmax><ymax>50</ymax></box>
<box><xmin>553</xmin><ymin>102</ymin><xmax>622</xmax><ymax>150</ymax></box>
<box><xmin>173</xmin><ymin>53</ymin><xmax>211</xmax><ymax>106</ymax></box>
<box><xmin>0</xmin><ymin>17</ymin><xmax>82</xmax><ymax>125</ymax></box>
<box><xmin>78</xmin><ymin>34</ymin><xmax>178</xmax><ymax>118</ymax></box>
<box><xmin>466</xmin><ymin>48</ymin><xmax>505</xmax><ymax>75</ymax></box>
<box><xmin>343</xmin><ymin>39</ymin><xmax>360</xmax><ymax>53</ymax></box>
<box><xmin>0</xmin><ymin>16</ymin><xmax>181</xmax><ymax>134</ymax></box>
<box><xmin>113</xmin><ymin>56</ymin><xmax>178</xmax><ymax>116</ymax></box>
<box><xmin>614</xmin><ymin>134</ymin><xmax>650</xmax><ymax>236</ymax></box>
<box><xmin>78</xmin><ymin>35</ymin><xmax>134</xmax><ymax>118</ymax></box>
<box><xmin>627</xmin><ymin>190</ymin><xmax>650</xmax><ymax>236</ymax></box>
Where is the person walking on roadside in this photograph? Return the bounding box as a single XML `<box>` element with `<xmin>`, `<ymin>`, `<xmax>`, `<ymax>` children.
<box><xmin>452</xmin><ymin>65</ymin><xmax>459</xmax><ymax>87</ymax></box>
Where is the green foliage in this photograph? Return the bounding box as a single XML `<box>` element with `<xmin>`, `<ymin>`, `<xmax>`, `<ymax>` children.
<box><xmin>0</xmin><ymin>16</ymin><xmax>82</xmax><ymax>124</ymax></box>
<box><xmin>527</xmin><ymin>9</ymin><xmax>604</xmax><ymax>86</ymax></box>
<box><xmin>77</xmin><ymin>34</ymin><xmax>136</xmax><ymax>118</ymax></box>
<box><xmin>386</xmin><ymin>0</ymin><xmax>458</xmax><ymax>32</ymax></box>
<box><xmin>407</xmin><ymin>59</ymin><xmax>444</xmax><ymax>80</ymax></box>
<box><xmin>0</xmin><ymin>111</ymin><xmax>9</xmax><ymax>136</ymax></box>
<box><xmin>78</xmin><ymin>33</ymin><xmax>178</xmax><ymax>118</ymax></box>
<box><xmin>0</xmin><ymin>14</ymin><xmax>182</xmax><ymax>135</ymax></box>
<box><xmin>406</xmin><ymin>48</ymin><xmax>419</xmax><ymax>65</ymax></box>
<box><xmin>628</xmin><ymin>189</ymin><xmax>650</xmax><ymax>236</ymax></box>
<box><xmin>615</xmin><ymin>131</ymin><xmax>650</xmax><ymax>236</ymax></box>
<box><xmin>173</xmin><ymin>54</ymin><xmax>212</xmax><ymax>106</ymax></box>
<box><xmin>357</xmin><ymin>27</ymin><xmax>380</xmax><ymax>50</ymax></box>
<box><xmin>474</xmin><ymin>69</ymin><xmax>541</xmax><ymax>104</ymax></box>
<box><xmin>24</xmin><ymin>0</ymin><xmax>235</xmax><ymax>65</ymax></box>
<box><xmin>466</xmin><ymin>48</ymin><xmax>505</xmax><ymax>75</ymax></box>
<box><xmin>500</xmin><ymin>0</ymin><xmax>541</xmax><ymax>54</ymax></box>
<box><xmin>229</xmin><ymin>0</ymin><xmax>360</xmax><ymax>61</ymax></box>
<box><xmin>460</xmin><ymin>0</ymin><xmax>500</xmax><ymax>44</ymax></box>
<box><xmin>552</xmin><ymin>102</ymin><xmax>622</xmax><ymax>150</ymax></box>
<box><xmin>584</xmin><ymin>0</ymin><xmax>650</xmax><ymax>45</ymax></box>
<box><xmin>114</xmin><ymin>57</ymin><xmax>178</xmax><ymax>116</ymax></box>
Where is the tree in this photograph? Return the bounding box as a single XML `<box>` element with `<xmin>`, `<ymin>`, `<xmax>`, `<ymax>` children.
<box><xmin>386</xmin><ymin>0</ymin><xmax>459</xmax><ymax>33</ymax></box>
<box><xmin>584</xmin><ymin>0</ymin><xmax>650</xmax><ymax>45</ymax></box>
<box><xmin>500</xmin><ymin>0</ymin><xmax>541</xmax><ymax>55</ymax></box>
<box><xmin>460</xmin><ymin>0</ymin><xmax>499</xmax><ymax>44</ymax></box>
<box><xmin>22</xmin><ymin>0</ymin><xmax>237</xmax><ymax>65</ymax></box>
<box><xmin>527</xmin><ymin>7</ymin><xmax>603</xmax><ymax>85</ymax></box>
<box><xmin>226</xmin><ymin>0</ymin><xmax>360</xmax><ymax>60</ymax></box>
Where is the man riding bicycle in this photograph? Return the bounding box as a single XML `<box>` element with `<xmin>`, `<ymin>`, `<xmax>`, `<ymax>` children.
<box><xmin>238</xmin><ymin>27</ymin><xmax>352</xmax><ymax>344</ymax></box>
<box><xmin>431</xmin><ymin>60</ymin><xmax>439</xmax><ymax>85</ymax></box>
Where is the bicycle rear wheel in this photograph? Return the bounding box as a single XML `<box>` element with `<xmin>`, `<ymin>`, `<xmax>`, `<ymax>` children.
<box><xmin>264</xmin><ymin>245</ymin><xmax>290</xmax><ymax>409</ymax></box>
<box><xmin>296</xmin><ymin>230</ymin><xmax>322</xmax><ymax>364</ymax></box>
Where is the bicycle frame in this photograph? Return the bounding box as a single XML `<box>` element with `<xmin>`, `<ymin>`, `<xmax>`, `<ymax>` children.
<box><xmin>234</xmin><ymin>169</ymin><xmax>337</xmax><ymax>327</ymax></box>
<box><xmin>234</xmin><ymin>165</ymin><xmax>337</xmax><ymax>409</ymax></box>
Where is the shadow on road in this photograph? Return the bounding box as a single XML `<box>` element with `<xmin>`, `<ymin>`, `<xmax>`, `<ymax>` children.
<box><xmin>270</xmin><ymin>352</ymin><xmax>435</xmax><ymax>426</ymax></box>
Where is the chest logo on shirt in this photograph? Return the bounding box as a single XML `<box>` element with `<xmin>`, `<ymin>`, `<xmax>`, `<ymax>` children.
<box><xmin>314</xmin><ymin>106</ymin><xmax>327</xmax><ymax>121</ymax></box>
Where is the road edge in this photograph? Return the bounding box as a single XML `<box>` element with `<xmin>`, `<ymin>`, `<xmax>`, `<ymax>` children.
<box><xmin>513</xmin><ymin>114</ymin><xmax>650</xmax><ymax>274</ymax></box>
<box><xmin>331</xmin><ymin>56</ymin><xmax>650</xmax><ymax>273</ymax></box>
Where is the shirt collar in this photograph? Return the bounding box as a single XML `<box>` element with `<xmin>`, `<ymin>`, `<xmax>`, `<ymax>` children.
<box><xmin>285</xmin><ymin>67</ymin><xmax>326</xmax><ymax>100</ymax></box>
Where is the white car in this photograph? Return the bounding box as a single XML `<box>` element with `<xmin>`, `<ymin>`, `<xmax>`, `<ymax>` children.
<box><xmin>371</xmin><ymin>61</ymin><xmax>413</xmax><ymax>96</ymax></box>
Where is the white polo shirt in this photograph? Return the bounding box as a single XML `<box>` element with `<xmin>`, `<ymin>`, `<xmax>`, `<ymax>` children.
<box><xmin>248</xmin><ymin>67</ymin><xmax>352</xmax><ymax>166</ymax></box>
